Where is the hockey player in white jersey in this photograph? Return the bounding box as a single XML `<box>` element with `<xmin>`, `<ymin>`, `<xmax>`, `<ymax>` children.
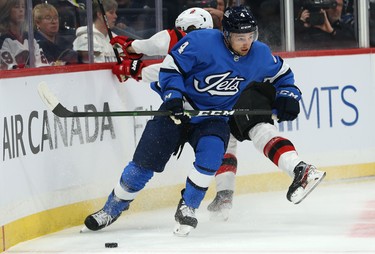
<box><xmin>109</xmin><ymin>7</ymin><xmax>214</xmax><ymax>83</ymax></box>
<box><xmin>82</xmin><ymin>5</ymin><xmax>325</xmax><ymax>236</ymax></box>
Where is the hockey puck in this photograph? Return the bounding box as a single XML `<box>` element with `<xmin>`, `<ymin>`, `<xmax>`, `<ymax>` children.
<box><xmin>105</xmin><ymin>242</ymin><xmax>118</xmax><ymax>248</ymax></box>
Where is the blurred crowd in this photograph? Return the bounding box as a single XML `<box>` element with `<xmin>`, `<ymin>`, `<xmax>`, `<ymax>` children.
<box><xmin>0</xmin><ymin>0</ymin><xmax>374</xmax><ymax>70</ymax></box>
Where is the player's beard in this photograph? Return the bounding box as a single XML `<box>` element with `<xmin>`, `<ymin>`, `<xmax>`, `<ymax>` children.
<box><xmin>224</xmin><ymin>38</ymin><xmax>239</xmax><ymax>57</ymax></box>
<box><xmin>236</xmin><ymin>48</ymin><xmax>250</xmax><ymax>56</ymax></box>
<box><xmin>225</xmin><ymin>39</ymin><xmax>251</xmax><ymax>57</ymax></box>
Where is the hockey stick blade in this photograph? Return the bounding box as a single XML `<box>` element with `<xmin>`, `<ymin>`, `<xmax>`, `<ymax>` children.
<box><xmin>38</xmin><ymin>81</ymin><xmax>59</xmax><ymax>111</ymax></box>
<box><xmin>37</xmin><ymin>82</ymin><xmax>272</xmax><ymax>118</ymax></box>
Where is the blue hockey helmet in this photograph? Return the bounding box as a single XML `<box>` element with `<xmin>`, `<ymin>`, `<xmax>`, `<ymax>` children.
<box><xmin>222</xmin><ymin>6</ymin><xmax>258</xmax><ymax>34</ymax></box>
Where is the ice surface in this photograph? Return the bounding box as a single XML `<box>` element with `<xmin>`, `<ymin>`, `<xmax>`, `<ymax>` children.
<box><xmin>5</xmin><ymin>177</ymin><xmax>375</xmax><ymax>253</ymax></box>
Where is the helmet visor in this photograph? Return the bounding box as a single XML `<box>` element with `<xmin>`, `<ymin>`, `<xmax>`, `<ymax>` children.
<box><xmin>229</xmin><ymin>29</ymin><xmax>258</xmax><ymax>43</ymax></box>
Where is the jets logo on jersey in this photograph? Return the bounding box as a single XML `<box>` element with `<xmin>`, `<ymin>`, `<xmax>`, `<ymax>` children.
<box><xmin>194</xmin><ymin>71</ymin><xmax>245</xmax><ymax>96</ymax></box>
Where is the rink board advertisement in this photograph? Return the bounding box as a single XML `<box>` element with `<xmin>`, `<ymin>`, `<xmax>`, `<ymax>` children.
<box><xmin>1</xmin><ymin>51</ymin><xmax>375</xmax><ymax>251</ymax></box>
<box><xmin>0</xmin><ymin>70</ymin><xmax>136</xmax><ymax>225</ymax></box>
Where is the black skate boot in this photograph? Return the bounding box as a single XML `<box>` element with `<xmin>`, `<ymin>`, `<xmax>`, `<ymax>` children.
<box><xmin>173</xmin><ymin>191</ymin><xmax>198</xmax><ymax>237</ymax></box>
<box><xmin>83</xmin><ymin>209</ymin><xmax>121</xmax><ymax>231</ymax></box>
<box><xmin>287</xmin><ymin>161</ymin><xmax>326</xmax><ymax>204</ymax></box>
<box><xmin>82</xmin><ymin>191</ymin><xmax>130</xmax><ymax>232</ymax></box>
<box><xmin>207</xmin><ymin>190</ymin><xmax>233</xmax><ymax>221</ymax></box>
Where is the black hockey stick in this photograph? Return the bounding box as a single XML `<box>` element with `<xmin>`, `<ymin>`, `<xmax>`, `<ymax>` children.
<box><xmin>97</xmin><ymin>0</ymin><xmax>121</xmax><ymax>64</ymax></box>
<box><xmin>38</xmin><ymin>82</ymin><xmax>273</xmax><ymax>118</ymax></box>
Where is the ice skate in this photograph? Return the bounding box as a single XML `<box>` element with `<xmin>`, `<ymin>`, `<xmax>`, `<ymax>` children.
<box><xmin>207</xmin><ymin>190</ymin><xmax>233</xmax><ymax>221</ymax></box>
<box><xmin>173</xmin><ymin>197</ymin><xmax>198</xmax><ymax>237</ymax></box>
<box><xmin>82</xmin><ymin>191</ymin><xmax>129</xmax><ymax>231</ymax></box>
<box><xmin>287</xmin><ymin>162</ymin><xmax>326</xmax><ymax>204</ymax></box>
<box><xmin>82</xmin><ymin>209</ymin><xmax>121</xmax><ymax>231</ymax></box>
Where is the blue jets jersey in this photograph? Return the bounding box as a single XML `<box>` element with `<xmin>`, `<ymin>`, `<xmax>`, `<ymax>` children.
<box><xmin>158</xmin><ymin>29</ymin><xmax>295</xmax><ymax>122</ymax></box>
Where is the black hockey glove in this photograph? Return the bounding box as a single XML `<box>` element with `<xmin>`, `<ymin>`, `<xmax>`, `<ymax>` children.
<box><xmin>273</xmin><ymin>85</ymin><xmax>301</xmax><ymax>122</ymax></box>
<box><xmin>273</xmin><ymin>96</ymin><xmax>300</xmax><ymax>122</ymax></box>
<box><xmin>165</xmin><ymin>98</ymin><xmax>190</xmax><ymax>125</ymax></box>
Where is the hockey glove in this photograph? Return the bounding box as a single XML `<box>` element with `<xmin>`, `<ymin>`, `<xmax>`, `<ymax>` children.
<box><xmin>272</xmin><ymin>86</ymin><xmax>301</xmax><ymax>122</ymax></box>
<box><xmin>112</xmin><ymin>59</ymin><xmax>144</xmax><ymax>82</ymax></box>
<box><xmin>165</xmin><ymin>97</ymin><xmax>190</xmax><ymax>125</ymax></box>
<box><xmin>110</xmin><ymin>35</ymin><xmax>143</xmax><ymax>60</ymax></box>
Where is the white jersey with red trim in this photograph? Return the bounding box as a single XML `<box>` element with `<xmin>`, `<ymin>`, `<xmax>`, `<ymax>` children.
<box><xmin>132</xmin><ymin>28</ymin><xmax>185</xmax><ymax>56</ymax></box>
<box><xmin>131</xmin><ymin>28</ymin><xmax>186</xmax><ymax>83</ymax></box>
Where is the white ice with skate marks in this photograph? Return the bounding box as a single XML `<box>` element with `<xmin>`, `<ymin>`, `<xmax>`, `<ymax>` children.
<box><xmin>5</xmin><ymin>177</ymin><xmax>375</xmax><ymax>253</ymax></box>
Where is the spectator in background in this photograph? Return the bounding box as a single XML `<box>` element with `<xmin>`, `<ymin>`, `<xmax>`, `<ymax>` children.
<box><xmin>0</xmin><ymin>0</ymin><xmax>49</xmax><ymax>69</ymax></box>
<box><xmin>204</xmin><ymin>0</ymin><xmax>227</xmax><ymax>30</ymax></box>
<box><xmin>183</xmin><ymin>0</ymin><xmax>226</xmax><ymax>30</ymax></box>
<box><xmin>216</xmin><ymin>0</ymin><xmax>226</xmax><ymax>11</ymax></box>
<box><xmin>33</xmin><ymin>3</ymin><xmax>78</xmax><ymax>65</ymax></box>
<box><xmin>33</xmin><ymin>0</ymin><xmax>86</xmax><ymax>45</ymax></box>
<box><xmin>73</xmin><ymin>0</ymin><xmax>120</xmax><ymax>63</ymax></box>
<box><xmin>295</xmin><ymin>0</ymin><xmax>357</xmax><ymax>50</ymax></box>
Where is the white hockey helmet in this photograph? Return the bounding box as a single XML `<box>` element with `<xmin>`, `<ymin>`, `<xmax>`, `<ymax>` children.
<box><xmin>175</xmin><ymin>7</ymin><xmax>214</xmax><ymax>32</ymax></box>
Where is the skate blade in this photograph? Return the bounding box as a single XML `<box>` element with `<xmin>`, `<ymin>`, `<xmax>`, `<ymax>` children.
<box><xmin>209</xmin><ymin>208</ymin><xmax>230</xmax><ymax>222</ymax></box>
<box><xmin>173</xmin><ymin>223</ymin><xmax>193</xmax><ymax>237</ymax></box>
<box><xmin>291</xmin><ymin>171</ymin><xmax>326</xmax><ymax>204</ymax></box>
<box><xmin>79</xmin><ymin>226</ymin><xmax>90</xmax><ymax>233</ymax></box>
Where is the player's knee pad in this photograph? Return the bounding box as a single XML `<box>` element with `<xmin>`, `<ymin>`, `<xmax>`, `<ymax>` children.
<box><xmin>133</xmin><ymin>111</ymin><xmax>184</xmax><ymax>172</ymax></box>
<box><xmin>195</xmin><ymin>135</ymin><xmax>226</xmax><ymax>173</ymax></box>
<box><xmin>189</xmin><ymin>118</ymin><xmax>230</xmax><ymax>151</ymax></box>
<box><xmin>229</xmin><ymin>82</ymin><xmax>275</xmax><ymax>141</ymax></box>
<box><xmin>115</xmin><ymin>162</ymin><xmax>154</xmax><ymax>197</ymax></box>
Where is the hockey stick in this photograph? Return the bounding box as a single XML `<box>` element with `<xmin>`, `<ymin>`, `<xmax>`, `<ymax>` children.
<box><xmin>38</xmin><ymin>82</ymin><xmax>273</xmax><ymax>118</ymax></box>
<box><xmin>97</xmin><ymin>0</ymin><xmax>121</xmax><ymax>64</ymax></box>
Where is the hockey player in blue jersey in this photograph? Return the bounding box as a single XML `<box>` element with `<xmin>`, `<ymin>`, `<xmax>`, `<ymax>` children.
<box><xmin>82</xmin><ymin>5</ymin><xmax>325</xmax><ymax>236</ymax></box>
<box><xmin>156</xmin><ymin>5</ymin><xmax>323</xmax><ymax>231</ymax></box>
